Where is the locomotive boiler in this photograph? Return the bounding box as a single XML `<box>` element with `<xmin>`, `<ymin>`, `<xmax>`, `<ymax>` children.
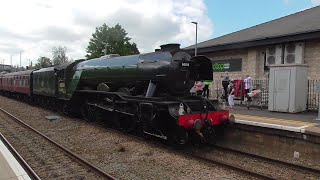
<box><xmin>73</xmin><ymin>44</ymin><xmax>213</xmax><ymax>97</ymax></box>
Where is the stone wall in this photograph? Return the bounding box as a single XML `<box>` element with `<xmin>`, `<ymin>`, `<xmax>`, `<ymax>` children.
<box><xmin>304</xmin><ymin>39</ymin><xmax>320</xmax><ymax>80</ymax></box>
<box><xmin>206</xmin><ymin>49</ymin><xmax>249</xmax><ymax>81</ymax></box>
<box><xmin>202</xmin><ymin>39</ymin><xmax>320</xmax><ymax>99</ymax></box>
<box><xmin>205</xmin><ymin>39</ymin><xmax>320</xmax><ymax>81</ymax></box>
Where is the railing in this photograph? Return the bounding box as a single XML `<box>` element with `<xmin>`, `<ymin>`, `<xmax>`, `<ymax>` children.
<box><xmin>209</xmin><ymin>79</ymin><xmax>318</xmax><ymax>111</ymax></box>
<box><xmin>307</xmin><ymin>80</ymin><xmax>319</xmax><ymax>111</ymax></box>
<box><xmin>210</xmin><ymin>79</ymin><xmax>269</xmax><ymax>107</ymax></box>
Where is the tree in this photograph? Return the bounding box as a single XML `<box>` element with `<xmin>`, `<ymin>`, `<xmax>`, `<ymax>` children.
<box><xmin>34</xmin><ymin>57</ymin><xmax>52</xmax><ymax>69</ymax></box>
<box><xmin>52</xmin><ymin>45</ymin><xmax>68</xmax><ymax>65</ymax></box>
<box><xmin>86</xmin><ymin>23</ymin><xmax>139</xmax><ymax>59</ymax></box>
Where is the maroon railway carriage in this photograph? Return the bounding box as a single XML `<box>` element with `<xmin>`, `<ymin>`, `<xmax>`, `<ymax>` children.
<box><xmin>0</xmin><ymin>70</ymin><xmax>33</xmax><ymax>96</ymax></box>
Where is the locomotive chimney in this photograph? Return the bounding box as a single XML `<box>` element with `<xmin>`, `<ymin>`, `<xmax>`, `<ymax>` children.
<box><xmin>155</xmin><ymin>49</ymin><xmax>160</xmax><ymax>52</ymax></box>
<box><xmin>160</xmin><ymin>43</ymin><xmax>181</xmax><ymax>51</ymax></box>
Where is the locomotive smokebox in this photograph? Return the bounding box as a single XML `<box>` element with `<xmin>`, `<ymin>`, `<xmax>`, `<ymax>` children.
<box><xmin>160</xmin><ymin>43</ymin><xmax>181</xmax><ymax>51</ymax></box>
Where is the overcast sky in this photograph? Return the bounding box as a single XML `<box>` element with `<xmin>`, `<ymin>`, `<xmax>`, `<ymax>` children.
<box><xmin>0</xmin><ymin>0</ymin><xmax>319</xmax><ymax>67</ymax></box>
<box><xmin>0</xmin><ymin>0</ymin><xmax>213</xmax><ymax>67</ymax></box>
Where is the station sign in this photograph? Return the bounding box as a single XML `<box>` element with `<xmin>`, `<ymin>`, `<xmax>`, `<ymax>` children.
<box><xmin>211</xmin><ymin>59</ymin><xmax>242</xmax><ymax>72</ymax></box>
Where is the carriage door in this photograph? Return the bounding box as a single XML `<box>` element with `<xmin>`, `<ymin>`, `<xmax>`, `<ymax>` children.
<box><xmin>57</xmin><ymin>70</ymin><xmax>66</xmax><ymax>99</ymax></box>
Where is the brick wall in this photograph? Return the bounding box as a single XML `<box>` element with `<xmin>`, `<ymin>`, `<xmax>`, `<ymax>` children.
<box><xmin>206</xmin><ymin>49</ymin><xmax>249</xmax><ymax>81</ymax></box>
<box><xmin>202</xmin><ymin>39</ymin><xmax>320</xmax><ymax>99</ymax></box>
<box><xmin>205</xmin><ymin>47</ymin><xmax>271</xmax><ymax>81</ymax></box>
<box><xmin>205</xmin><ymin>39</ymin><xmax>320</xmax><ymax>81</ymax></box>
<box><xmin>304</xmin><ymin>39</ymin><xmax>320</xmax><ymax>80</ymax></box>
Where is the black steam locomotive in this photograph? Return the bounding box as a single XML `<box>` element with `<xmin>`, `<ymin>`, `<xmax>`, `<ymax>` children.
<box><xmin>0</xmin><ymin>43</ymin><xmax>232</xmax><ymax>144</ymax></box>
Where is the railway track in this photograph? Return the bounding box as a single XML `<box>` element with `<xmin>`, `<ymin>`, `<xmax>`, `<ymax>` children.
<box><xmin>0</xmin><ymin>133</ymin><xmax>40</xmax><ymax>180</ymax></box>
<box><xmin>0</xmin><ymin>108</ymin><xmax>116</xmax><ymax>180</ymax></box>
<box><xmin>212</xmin><ymin>145</ymin><xmax>320</xmax><ymax>176</ymax></box>
<box><xmin>91</xmin><ymin>121</ymin><xmax>320</xmax><ymax>180</ymax></box>
<box><xmin>1</xmin><ymin>102</ymin><xmax>319</xmax><ymax>180</ymax></box>
<box><xmin>90</xmin><ymin>123</ymin><xmax>274</xmax><ymax>180</ymax></box>
<box><xmin>189</xmin><ymin>145</ymin><xmax>320</xmax><ymax>180</ymax></box>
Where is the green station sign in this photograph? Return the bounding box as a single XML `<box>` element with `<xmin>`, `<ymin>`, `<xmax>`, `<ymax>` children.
<box><xmin>212</xmin><ymin>59</ymin><xmax>242</xmax><ymax>72</ymax></box>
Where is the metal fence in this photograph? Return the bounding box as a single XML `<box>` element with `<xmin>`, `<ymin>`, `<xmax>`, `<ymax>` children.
<box><xmin>210</xmin><ymin>79</ymin><xmax>319</xmax><ymax>111</ymax></box>
<box><xmin>307</xmin><ymin>80</ymin><xmax>320</xmax><ymax>111</ymax></box>
<box><xmin>210</xmin><ymin>79</ymin><xmax>269</xmax><ymax>107</ymax></box>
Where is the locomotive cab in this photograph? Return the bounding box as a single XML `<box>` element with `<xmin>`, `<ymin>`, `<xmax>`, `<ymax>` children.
<box><xmin>190</xmin><ymin>55</ymin><xmax>213</xmax><ymax>81</ymax></box>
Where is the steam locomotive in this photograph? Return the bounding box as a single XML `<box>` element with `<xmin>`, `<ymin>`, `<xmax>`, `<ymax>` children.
<box><xmin>0</xmin><ymin>44</ymin><xmax>233</xmax><ymax>144</ymax></box>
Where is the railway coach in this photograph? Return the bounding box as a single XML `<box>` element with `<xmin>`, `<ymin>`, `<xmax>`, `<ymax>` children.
<box><xmin>0</xmin><ymin>70</ymin><xmax>33</xmax><ymax>99</ymax></box>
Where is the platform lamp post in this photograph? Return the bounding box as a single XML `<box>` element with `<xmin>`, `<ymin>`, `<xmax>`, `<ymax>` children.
<box><xmin>103</xmin><ymin>42</ymin><xmax>110</xmax><ymax>55</ymax></box>
<box><xmin>19</xmin><ymin>50</ymin><xmax>24</xmax><ymax>69</ymax></box>
<box><xmin>191</xmin><ymin>21</ymin><xmax>198</xmax><ymax>56</ymax></box>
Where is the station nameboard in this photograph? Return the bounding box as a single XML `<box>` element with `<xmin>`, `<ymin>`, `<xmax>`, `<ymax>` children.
<box><xmin>211</xmin><ymin>59</ymin><xmax>242</xmax><ymax>72</ymax></box>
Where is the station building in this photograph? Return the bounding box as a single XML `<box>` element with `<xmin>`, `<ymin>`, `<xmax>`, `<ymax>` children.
<box><xmin>185</xmin><ymin>6</ymin><xmax>320</xmax><ymax>81</ymax></box>
<box><xmin>0</xmin><ymin>64</ymin><xmax>13</xmax><ymax>73</ymax></box>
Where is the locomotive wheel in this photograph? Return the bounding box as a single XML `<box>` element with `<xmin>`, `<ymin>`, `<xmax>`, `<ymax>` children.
<box><xmin>81</xmin><ymin>104</ymin><xmax>95</xmax><ymax>121</ymax></box>
<box><xmin>204</xmin><ymin>128</ymin><xmax>217</xmax><ymax>145</ymax></box>
<box><xmin>118</xmin><ymin>114</ymin><xmax>136</xmax><ymax>133</ymax></box>
<box><xmin>62</xmin><ymin>103</ymin><xmax>72</xmax><ymax>115</ymax></box>
<box><xmin>167</xmin><ymin>127</ymin><xmax>188</xmax><ymax>146</ymax></box>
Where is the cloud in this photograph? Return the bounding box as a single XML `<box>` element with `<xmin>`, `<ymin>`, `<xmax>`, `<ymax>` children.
<box><xmin>37</xmin><ymin>26</ymin><xmax>86</xmax><ymax>42</ymax></box>
<box><xmin>0</xmin><ymin>0</ymin><xmax>213</xmax><ymax>67</ymax></box>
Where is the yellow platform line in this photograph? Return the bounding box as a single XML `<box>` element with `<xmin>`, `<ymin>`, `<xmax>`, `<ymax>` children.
<box><xmin>232</xmin><ymin>114</ymin><xmax>317</xmax><ymax>126</ymax></box>
<box><xmin>234</xmin><ymin>114</ymin><xmax>315</xmax><ymax>126</ymax></box>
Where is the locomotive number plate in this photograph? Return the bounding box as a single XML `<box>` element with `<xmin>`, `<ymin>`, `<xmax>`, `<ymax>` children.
<box><xmin>181</xmin><ymin>63</ymin><xmax>190</xmax><ymax>67</ymax></box>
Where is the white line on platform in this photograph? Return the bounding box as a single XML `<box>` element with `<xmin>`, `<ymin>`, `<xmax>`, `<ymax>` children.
<box><xmin>0</xmin><ymin>140</ymin><xmax>31</xmax><ymax>180</ymax></box>
<box><xmin>235</xmin><ymin>119</ymin><xmax>309</xmax><ymax>133</ymax></box>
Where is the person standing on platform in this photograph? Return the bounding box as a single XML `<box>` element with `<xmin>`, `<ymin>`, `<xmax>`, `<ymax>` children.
<box><xmin>195</xmin><ymin>81</ymin><xmax>205</xmax><ymax>96</ymax></box>
<box><xmin>203</xmin><ymin>80</ymin><xmax>212</xmax><ymax>98</ymax></box>
<box><xmin>228</xmin><ymin>80</ymin><xmax>235</xmax><ymax>110</ymax></box>
<box><xmin>221</xmin><ymin>71</ymin><xmax>230</xmax><ymax>102</ymax></box>
<box><xmin>243</xmin><ymin>74</ymin><xmax>252</xmax><ymax>102</ymax></box>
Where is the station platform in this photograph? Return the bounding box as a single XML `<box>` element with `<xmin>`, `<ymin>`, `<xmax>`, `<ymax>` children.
<box><xmin>0</xmin><ymin>134</ymin><xmax>35</xmax><ymax>180</ymax></box>
<box><xmin>229</xmin><ymin>106</ymin><xmax>320</xmax><ymax>136</ymax></box>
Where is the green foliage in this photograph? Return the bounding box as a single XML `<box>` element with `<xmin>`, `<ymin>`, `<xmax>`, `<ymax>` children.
<box><xmin>52</xmin><ymin>46</ymin><xmax>69</xmax><ymax>65</ymax></box>
<box><xmin>86</xmin><ymin>23</ymin><xmax>140</xmax><ymax>59</ymax></box>
<box><xmin>34</xmin><ymin>56</ymin><xmax>52</xmax><ymax>69</ymax></box>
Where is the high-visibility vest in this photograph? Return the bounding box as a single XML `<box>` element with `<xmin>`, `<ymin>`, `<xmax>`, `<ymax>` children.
<box><xmin>204</xmin><ymin>80</ymin><xmax>212</xmax><ymax>85</ymax></box>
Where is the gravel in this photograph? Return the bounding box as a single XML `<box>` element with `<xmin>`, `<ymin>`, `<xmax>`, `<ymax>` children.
<box><xmin>0</xmin><ymin>110</ymin><xmax>104</xmax><ymax>180</ymax></box>
<box><xmin>187</xmin><ymin>146</ymin><xmax>320</xmax><ymax>180</ymax></box>
<box><xmin>0</xmin><ymin>96</ymin><xmax>251</xmax><ymax>180</ymax></box>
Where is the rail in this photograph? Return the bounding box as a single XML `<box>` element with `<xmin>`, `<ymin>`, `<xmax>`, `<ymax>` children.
<box><xmin>91</xmin><ymin>122</ymin><xmax>278</xmax><ymax>180</ymax></box>
<box><xmin>0</xmin><ymin>108</ymin><xmax>117</xmax><ymax>180</ymax></box>
<box><xmin>0</xmin><ymin>133</ymin><xmax>41</xmax><ymax>180</ymax></box>
<box><xmin>212</xmin><ymin>145</ymin><xmax>320</xmax><ymax>176</ymax></box>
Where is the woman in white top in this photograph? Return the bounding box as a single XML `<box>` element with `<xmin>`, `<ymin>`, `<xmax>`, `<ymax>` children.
<box><xmin>243</xmin><ymin>75</ymin><xmax>252</xmax><ymax>91</ymax></box>
<box><xmin>243</xmin><ymin>75</ymin><xmax>252</xmax><ymax>102</ymax></box>
<box><xmin>228</xmin><ymin>80</ymin><xmax>235</xmax><ymax>110</ymax></box>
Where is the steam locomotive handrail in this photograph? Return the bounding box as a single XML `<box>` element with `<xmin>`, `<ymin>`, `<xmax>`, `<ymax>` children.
<box><xmin>76</xmin><ymin>90</ymin><xmax>217</xmax><ymax>112</ymax></box>
<box><xmin>76</xmin><ymin>90</ymin><xmax>178</xmax><ymax>104</ymax></box>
